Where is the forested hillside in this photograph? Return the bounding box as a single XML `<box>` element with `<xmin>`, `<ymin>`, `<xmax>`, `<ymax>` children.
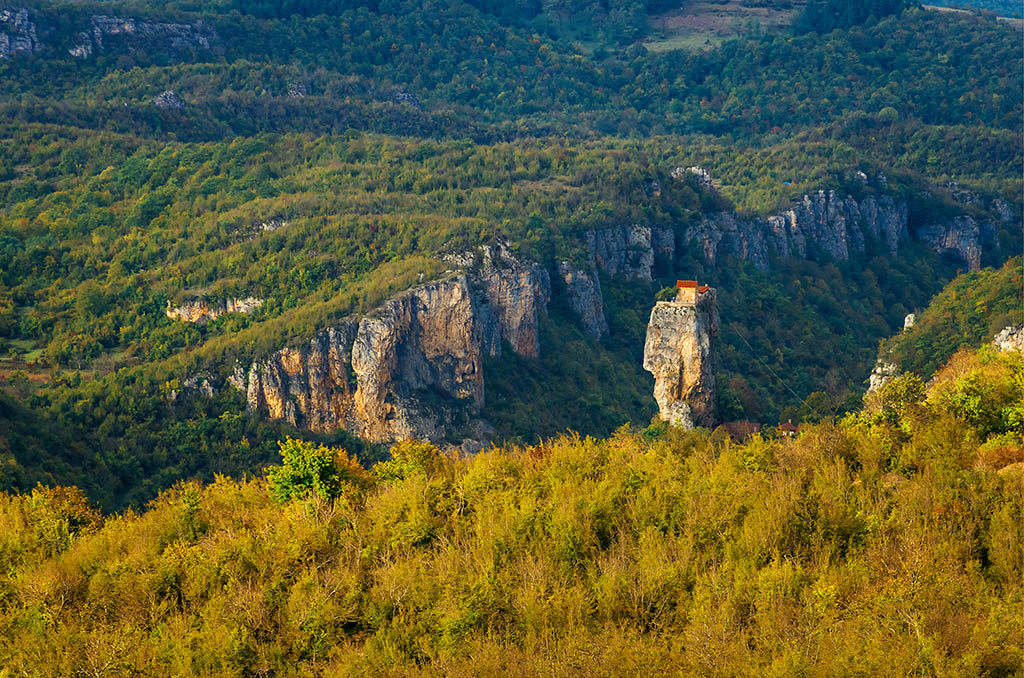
<box><xmin>1</xmin><ymin>0</ymin><xmax>1022</xmax><ymax>672</ymax></box>
<box><xmin>0</xmin><ymin>0</ymin><xmax>1021</xmax><ymax>511</ymax></box>
<box><xmin>875</xmin><ymin>257</ymin><xmax>1023</xmax><ymax>380</ymax></box>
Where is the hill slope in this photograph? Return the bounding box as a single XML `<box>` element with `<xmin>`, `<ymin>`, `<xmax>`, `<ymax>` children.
<box><xmin>0</xmin><ymin>345</ymin><xmax>1020</xmax><ymax>675</ymax></box>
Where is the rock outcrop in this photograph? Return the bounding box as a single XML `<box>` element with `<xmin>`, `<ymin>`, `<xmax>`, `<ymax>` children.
<box><xmin>234</xmin><ymin>243</ymin><xmax>555</xmax><ymax>443</ymax></box>
<box><xmin>993</xmin><ymin>326</ymin><xmax>1023</xmax><ymax>353</ymax></box>
<box><xmin>0</xmin><ymin>8</ymin><xmax>39</xmax><ymax>58</ymax></box>
<box><xmin>557</xmin><ymin>261</ymin><xmax>608</xmax><ymax>339</ymax></box>
<box><xmin>587</xmin><ymin>225</ymin><xmax>673</xmax><ymax>280</ymax></box>
<box><xmin>867</xmin><ymin>361</ymin><xmax>898</xmax><ymax>393</ymax></box>
<box><xmin>643</xmin><ymin>285</ymin><xmax>718</xmax><ymax>429</ymax></box>
<box><xmin>916</xmin><ymin>216</ymin><xmax>986</xmax><ymax>271</ymax></box>
<box><xmin>242</xmin><ymin>276</ymin><xmax>484</xmax><ymax>443</ymax></box>
<box><xmin>80</xmin><ymin>15</ymin><xmax>214</xmax><ymax>55</ymax></box>
<box><xmin>446</xmin><ymin>241</ymin><xmax>550</xmax><ymax>359</ymax></box>
<box><xmin>1</xmin><ymin>8</ymin><xmax>216</xmax><ymax>58</ymax></box>
<box><xmin>166</xmin><ymin>297</ymin><xmax>263</xmax><ymax>324</ymax></box>
<box><xmin>684</xmin><ymin>191</ymin><xmax>908</xmax><ymax>270</ymax></box>
<box><xmin>153</xmin><ymin>90</ymin><xmax>185</xmax><ymax>110</ymax></box>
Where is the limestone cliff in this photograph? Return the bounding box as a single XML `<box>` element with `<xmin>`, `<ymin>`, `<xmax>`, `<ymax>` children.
<box><xmin>0</xmin><ymin>8</ymin><xmax>214</xmax><ymax>59</ymax></box>
<box><xmin>446</xmin><ymin>241</ymin><xmax>550</xmax><ymax>359</ymax></box>
<box><xmin>916</xmin><ymin>216</ymin><xmax>987</xmax><ymax>272</ymax></box>
<box><xmin>72</xmin><ymin>15</ymin><xmax>214</xmax><ymax>57</ymax></box>
<box><xmin>586</xmin><ymin>225</ymin><xmax>673</xmax><ymax>281</ymax></box>
<box><xmin>867</xmin><ymin>361</ymin><xmax>898</xmax><ymax>393</ymax></box>
<box><xmin>241</xmin><ymin>276</ymin><xmax>484</xmax><ymax>443</ymax></box>
<box><xmin>233</xmin><ymin>243</ymin><xmax>553</xmax><ymax>443</ymax></box>
<box><xmin>642</xmin><ymin>287</ymin><xmax>718</xmax><ymax>429</ymax></box>
<box><xmin>684</xmin><ymin>191</ymin><xmax>908</xmax><ymax>270</ymax></box>
<box><xmin>993</xmin><ymin>326</ymin><xmax>1023</xmax><ymax>353</ymax></box>
<box><xmin>557</xmin><ymin>261</ymin><xmax>608</xmax><ymax>339</ymax></box>
<box><xmin>0</xmin><ymin>8</ymin><xmax>38</xmax><ymax>58</ymax></box>
<box><xmin>166</xmin><ymin>297</ymin><xmax>263</xmax><ymax>324</ymax></box>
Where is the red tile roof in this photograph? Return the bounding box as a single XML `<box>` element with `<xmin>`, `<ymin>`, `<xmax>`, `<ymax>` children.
<box><xmin>677</xmin><ymin>280</ymin><xmax>698</xmax><ymax>288</ymax></box>
<box><xmin>697</xmin><ymin>285</ymin><xmax>710</xmax><ymax>293</ymax></box>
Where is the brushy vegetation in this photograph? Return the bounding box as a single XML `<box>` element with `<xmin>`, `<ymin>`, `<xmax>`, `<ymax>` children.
<box><xmin>879</xmin><ymin>256</ymin><xmax>1023</xmax><ymax>379</ymax></box>
<box><xmin>0</xmin><ymin>347</ymin><xmax>1020</xmax><ymax>676</ymax></box>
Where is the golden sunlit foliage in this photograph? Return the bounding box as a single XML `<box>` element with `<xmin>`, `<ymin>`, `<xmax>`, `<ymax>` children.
<box><xmin>0</xmin><ymin>348</ymin><xmax>1019</xmax><ymax>676</ymax></box>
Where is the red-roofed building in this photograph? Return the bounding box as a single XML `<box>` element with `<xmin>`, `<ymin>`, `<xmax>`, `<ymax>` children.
<box><xmin>779</xmin><ymin>420</ymin><xmax>798</xmax><ymax>436</ymax></box>
<box><xmin>676</xmin><ymin>280</ymin><xmax>711</xmax><ymax>304</ymax></box>
<box><xmin>676</xmin><ymin>279</ymin><xmax>701</xmax><ymax>304</ymax></box>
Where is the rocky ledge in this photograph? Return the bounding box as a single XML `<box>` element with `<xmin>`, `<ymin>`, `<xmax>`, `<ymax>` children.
<box><xmin>166</xmin><ymin>297</ymin><xmax>263</xmax><ymax>324</ymax></box>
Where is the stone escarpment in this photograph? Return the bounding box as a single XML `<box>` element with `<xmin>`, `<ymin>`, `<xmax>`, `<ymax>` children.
<box><xmin>556</xmin><ymin>262</ymin><xmax>608</xmax><ymax>339</ymax></box>
<box><xmin>642</xmin><ymin>286</ymin><xmax>718</xmax><ymax>429</ymax></box>
<box><xmin>0</xmin><ymin>7</ymin><xmax>214</xmax><ymax>59</ymax></box>
<box><xmin>0</xmin><ymin>8</ymin><xmax>38</xmax><ymax>58</ymax></box>
<box><xmin>916</xmin><ymin>216</ymin><xmax>997</xmax><ymax>272</ymax></box>
<box><xmin>447</xmin><ymin>242</ymin><xmax>551</xmax><ymax>359</ymax></box>
<box><xmin>993</xmin><ymin>326</ymin><xmax>1023</xmax><ymax>353</ymax></box>
<box><xmin>166</xmin><ymin>297</ymin><xmax>263</xmax><ymax>324</ymax></box>
<box><xmin>233</xmin><ymin>245</ymin><xmax>553</xmax><ymax>444</ymax></box>
<box><xmin>240</xmin><ymin>278</ymin><xmax>484</xmax><ymax>443</ymax></box>
<box><xmin>587</xmin><ymin>181</ymin><xmax>1015</xmax><ymax>275</ymax></box>
<box><xmin>70</xmin><ymin>15</ymin><xmax>214</xmax><ymax>58</ymax></box>
<box><xmin>586</xmin><ymin>225</ymin><xmax>674</xmax><ymax>281</ymax></box>
<box><xmin>684</xmin><ymin>190</ymin><xmax>908</xmax><ymax>270</ymax></box>
<box><xmin>918</xmin><ymin>184</ymin><xmax>1015</xmax><ymax>272</ymax></box>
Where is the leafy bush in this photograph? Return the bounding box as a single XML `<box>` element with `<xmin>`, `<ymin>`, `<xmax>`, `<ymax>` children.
<box><xmin>372</xmin><ymin>440</ymin><xmax>445</xmax><ymax>484</ymax></box>
<box><xmin>266</xmin><ymin>437</ymin><xmax>373</xmax><ymax>503</ymax></box>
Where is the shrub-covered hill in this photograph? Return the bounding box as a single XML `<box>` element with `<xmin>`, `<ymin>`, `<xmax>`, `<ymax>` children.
<box><xmin>877</xmin><ymin>256</ymin><xmax>1023</xmax><ymax>380</ymax></box>
<box><xmin>0</xmin><ymin>347</ymin><xmax>1020</xmax><ymax>676</ymax></box>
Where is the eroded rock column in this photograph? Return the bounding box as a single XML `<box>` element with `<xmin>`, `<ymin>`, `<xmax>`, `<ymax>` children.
<box><xmin>642</xmin><ymin>286</ymin><xmax>718</xmax><ymax>429</ymax></box>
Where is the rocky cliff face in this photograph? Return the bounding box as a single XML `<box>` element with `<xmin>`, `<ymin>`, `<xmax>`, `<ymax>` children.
<box><xmin>867</xmin><ymin>361</ymin><xmax>898</xmax><ymax>393</ymax></box>
<box><xmin>586</xmin><ymin>225</ymin><xmax>673</xmax><ymax>281</ymax></box>
<box><xmin>166</xmin><ymin>297</ymin><xmax>263</xmax><ymax>324</ymax></box>
<box><xmin>234</xmin><ymin>242</ymin><xmax>555</xmax><ymax>444</ymax></box>
<box><xmin>557</xmin><ymin>261</ymin><xmax>608</xmax><ymax>339</ymax></box>
<box><xmin>684</xmin><ymin>191</ymin><xmax>908</xmax><ymax>270</ymax></box>
<box><xmin>642</xmin><ymin>288</ymin><xmax>718</xmax><ymax>429</ymax></box>
<box><xmin>916</xmin><ymin>216</ymin><xmax>990</xmax><ymax>272</ymax></box>
<box><xmin>0</xmin><ymin>8</ymin><xmax>39</xmax><ymax>58</ymax></box>
<box><xmin>0</xmin><ymin>8</ymin><xmax>214</xmax><ymax>59</ymax></box>
<box><xmin>446</xmin><ymin>241</ymin><xmax>550</xmax><ymax>359</ymax></box>
<box><xmin>70</xmin><ymin>15</ymin><xmax>214</xmax><ymax>57</ymax></box>
<box><xmin>993</xmin><ymin>326</ymin><xmax>1023</xmax><ymax>353</ymax></box>
<box><xmin>241</xmin><ymin>276</ymin><xmax>484</xmax><ymax>443</ymax></box>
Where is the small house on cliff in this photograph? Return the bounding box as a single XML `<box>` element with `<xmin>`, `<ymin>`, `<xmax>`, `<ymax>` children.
<box><xmin>675</xmin><ymin>280</ymin><xmax>710</xmax><ymax>305</ymax></box>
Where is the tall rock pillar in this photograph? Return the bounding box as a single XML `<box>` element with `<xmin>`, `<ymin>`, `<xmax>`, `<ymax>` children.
<box><xmin>642</xmin><ymin>281</ymin><xmax>719</xmax><ymax>429</ymax></box>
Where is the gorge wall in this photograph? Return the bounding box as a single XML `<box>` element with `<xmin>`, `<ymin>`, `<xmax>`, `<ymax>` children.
<box><xmin>181</xmin><ymin>179</ymin><xmax>1017</xmax><ymax>445</ymax></box>
<box><xmin>233</xmin><ymin>244</ymin><xmax>551</xmax><ymax>446</ymax></box>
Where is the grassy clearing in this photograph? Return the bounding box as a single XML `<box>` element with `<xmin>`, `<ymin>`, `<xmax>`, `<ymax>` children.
<box><xmin>643</xmin><ymin>0</ymin><xmax>803</xmax><ymax>52</ymax></box>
